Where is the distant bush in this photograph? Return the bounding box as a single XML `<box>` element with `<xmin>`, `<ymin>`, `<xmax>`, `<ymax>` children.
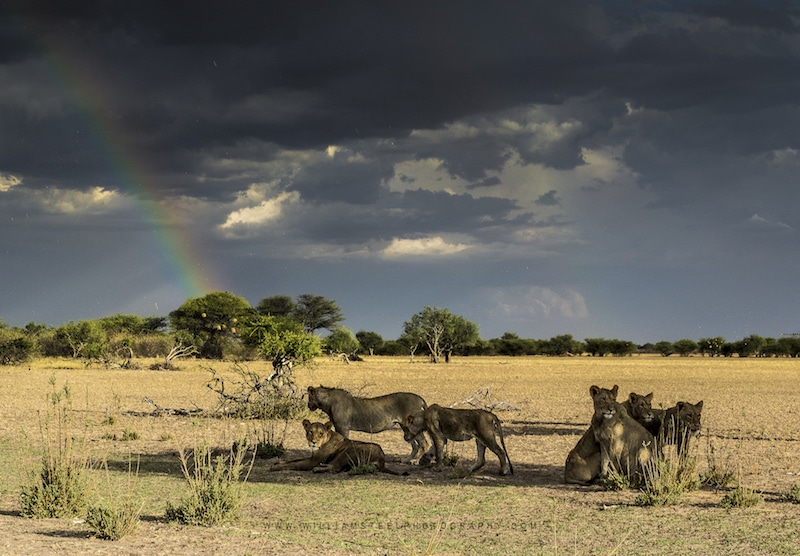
<box><xmin>0</xmin><ymin>335</ymin><xmax>35</xmax><ymax>365</ymax></box>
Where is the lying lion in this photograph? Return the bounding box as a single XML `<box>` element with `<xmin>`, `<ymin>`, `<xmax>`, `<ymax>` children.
<box><xmin>269</xmin><ymin>420</ymin><xmax>407</xmax><ymax>475</ymax></box>
<box><xmin>401</xmin><ymin>404</ymin><xmax>513</xmax><ymax>476</ymax></box>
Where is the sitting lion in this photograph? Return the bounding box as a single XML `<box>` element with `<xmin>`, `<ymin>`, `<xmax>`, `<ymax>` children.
<box><xmin>401</xmin><ymin>404</ymin><xmax>513</xmax><ymax>476</ymax></box>
<box><xmin>565</xmin><ymin>388</ymin><xmax>659</xmax><ymax>485</ymax></box>
<box><xmin>590</xmin><ymin>385</ymin><xmax>655</xmax><ymax>480</ymax></box>
<box><xmin>269</xmin><ymin>420</ymin><xmax>407</xmax><ymax>475</ymax></box>
<box><xmin>658</xmin><ymin>400</ymin><xmax>703</xmax><ymax>456</ymax></box>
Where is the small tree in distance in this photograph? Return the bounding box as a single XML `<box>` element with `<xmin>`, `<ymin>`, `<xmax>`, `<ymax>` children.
<box><xmin>673</xmin><ymin>339</ymin><xmax>698</xmax><ymax>357</ymax></box>
<box><xmin>356</xmin><ymin>330</ymin><xmax>384</xmax><ymax>356</ymax></box>
<box><xmin>402</xmin><ymin>306</ymin><xmax>479</xmax><ymax>363</ymax></box>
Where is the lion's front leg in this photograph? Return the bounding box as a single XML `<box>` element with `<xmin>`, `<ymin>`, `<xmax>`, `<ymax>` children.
<box><xmin>431</xmin><ymin>429</ymin><xmax>446</xmax><ymax>471</ymax></box>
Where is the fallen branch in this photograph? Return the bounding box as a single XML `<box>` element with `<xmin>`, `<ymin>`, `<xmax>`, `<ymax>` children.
<box><xmin>449</xmin><ymin>387</ymin><xmax>521</xmax><ymax>412</ymax></box>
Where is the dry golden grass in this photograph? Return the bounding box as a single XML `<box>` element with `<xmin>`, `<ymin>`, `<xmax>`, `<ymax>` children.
<box><xmin>1</xmin><ymin>355</ymin><xmax>799</xmax><ymax>554</ymax></box>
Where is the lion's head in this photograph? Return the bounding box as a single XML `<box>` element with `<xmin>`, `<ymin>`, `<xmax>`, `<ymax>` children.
<box><xmin>302</xmin><ymin>419</ymin><xmax>334</xmax><ymax>451</ymax></box>
<box><xmin>402</xmin><ymin>412</ymin><xmax>426</xmax><ymax>441</ymax></box>
<box><xmin>628</xmin><ymin>392</ymin><xmax>655</xmax><ymax>424</ymax></box>
<box><xmin>676</xmin><ymin>401</ymin><xmax>703</xmax><ymax>435</ymax></box>
<box><xmin>590</xmin><ymin>384</ymin><xmax>619</xmax><ymax>421</ymax></box>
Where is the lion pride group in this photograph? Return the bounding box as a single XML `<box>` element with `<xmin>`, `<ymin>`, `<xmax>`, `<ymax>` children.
<box><xmin>267</xmin><ymin>384</ymin><xmax>703</xmax><ymax>484</ymax></box>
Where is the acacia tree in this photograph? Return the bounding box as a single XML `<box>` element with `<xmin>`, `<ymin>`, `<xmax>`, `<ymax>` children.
<box><xmin>403</xmin><ymin>306</ymin><xmax>479</xmax><ymax>363</ymax></box>
<box><xmin>355</xmin><ymin>330</ymin><xmax>384</xmax><ymax>356</ymax></box>
<box><xmin>292</xmin><ymin>294</ymin><xmax>344</xmax><ymax>334</ymax></box>
<box><xmin>256</xmin><ymin>295</ymin><xmax>296</xmax><ymax>317</ymax></box>
<box><xmin>169</xmin><ymin>292</ymin><xmax>253</xmax><ymax>359</ymax></box>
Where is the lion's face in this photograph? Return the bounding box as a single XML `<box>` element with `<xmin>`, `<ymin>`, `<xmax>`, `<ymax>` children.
<box><xmin>628</xmin><ymin>392</ymin><xmax>655</xmax><ymax>424</ymax></box>
<box><xmin>676</xmin><ymin>401</ymin><xmax>703</xmax><ymax>435</ymax></box>
<box><xmin>307</xmin><ymin>386</ymin><xmax>321</xmax><ymax>411</ymax></box>
<box><xmin>590</xmin><ymin>385</ymin><xmax>619</xmax><ymax>421</ymax></box>
<box><xmin>402</xmin><ymin>412</ymin><xmax>426</xmax><ymax>441</ymax></box>
<box><xmin>302</xmin><ymin>419</ymin><xmax>334</xmax><ymax>451</ymax></box>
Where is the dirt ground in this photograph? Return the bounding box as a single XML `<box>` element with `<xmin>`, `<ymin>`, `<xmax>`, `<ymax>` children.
<box><xmin>1</xmin><ymin>356</ymin><xmax>799</xmax><ymax>555</ymax></box>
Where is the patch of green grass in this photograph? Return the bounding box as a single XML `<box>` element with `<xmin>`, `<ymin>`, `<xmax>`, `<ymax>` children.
<box><xmin>635</xmin><ymin>452</ymin><xmax>699</xmax><ymax>506</ymax></box>
<box><xmin>719</xmin><ymin>486</ymin><xmax>763</xmax><ymax>509</ymax></box>
<box><xmin>786</xmin><ymin>483</ymin><xmax>800</xmax><ymax>504</ymax></box>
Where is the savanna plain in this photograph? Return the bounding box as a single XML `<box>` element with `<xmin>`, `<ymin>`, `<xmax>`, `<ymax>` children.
<box><xmin>1</xmin><ymin>356</ymin><xmax>799</xmax><ymax>555</ymax></box>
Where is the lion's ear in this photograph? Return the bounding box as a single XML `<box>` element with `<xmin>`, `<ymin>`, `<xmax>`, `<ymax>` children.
<box><xmin>677</xmin><ymin>401</ymin><xmax>686</xmax><ymax>410</ymax></box>
<box><xmin>324</xmin><ymin>421</ymin><xmax>334</xmax><ymax>430</ymax></box>
<box><xmin>645</xmin><ymin>393</ymin><xmax>653</xmax><ymax>402</ymax></box>
<box><xmin>611</xmin><ymin>385</ymin><xmax>619</xmax><ymax>398</ymax></box>
<box><xmin>302</xmin><ymin>419</ymin><xmax>311</xmax><ymax>429</ymax></box>
<box><xmin>628</xmin><ymin>393</ymin><xmax>637</xmax><ymax>402</ymax></box>
<box><xmin>696</xmin><ymin>400</ymin><xmax>704</xmax><ymax>410</ymax></box>
<box><xmin>590</xmin><ymin>385</ymin><xmax>600</xmax><ymax>397</ymax></box>
<box><xmin>405</xmin><ymin>414</ymin><xmax>414</xmax><ymax>426</ymax></box>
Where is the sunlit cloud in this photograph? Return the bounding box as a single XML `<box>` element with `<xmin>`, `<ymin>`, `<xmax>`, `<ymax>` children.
<box><xmin>36</xmin><ymin>186</ymin><xmax>125</xmax><ymax>214</ymax></box>
<box><xmin>381</xmin><ymin>236</ymin><xmax>471</xmax><ymax>259</ymax></box>
<box><xmin>0</xmin><ymin>173</ymin><xmax>21</xmax><ymax>192</ymax></box>
<box><xmin>220</xmin><ymin>191</ymin><xmax>300</xmax><ymax>232</ymax></box>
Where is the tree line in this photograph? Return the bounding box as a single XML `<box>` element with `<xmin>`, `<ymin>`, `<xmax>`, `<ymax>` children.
<box><xmin>2</xmin><ymin>290</ymin><xmax>799</xmax><ymax>366</ymax></box>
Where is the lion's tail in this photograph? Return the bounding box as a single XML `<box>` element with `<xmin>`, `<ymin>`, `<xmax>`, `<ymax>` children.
<box><xmin>494</xmin><ymin>415</ymin><xmax>514</xmax><ymax>475</ymax></box>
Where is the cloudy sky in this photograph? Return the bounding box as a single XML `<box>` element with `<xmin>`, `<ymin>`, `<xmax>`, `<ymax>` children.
<box><xmin>1</xmin><ymin>1</ymin><xmax>799</xmax><ymax>344</ymax></box>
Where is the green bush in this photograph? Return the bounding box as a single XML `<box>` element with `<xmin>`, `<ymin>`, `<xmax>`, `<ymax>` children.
<box><xmin>719</xmin><ymin>486</ymin><xmax>763</xmax><ymax>509</ymax></box>
<box><xmin>86</xmin><ymin>500</ymin><xmax>142</xmax><ymax>540</ymax></box>
<box><xmin>635</xmin><ymin>453</ymin><xmax>699</xmax><ymax>507</ymax></box>
<box><xmin>165</xmin><ymin>443</ymin><xmax>254</xmax><ymax>526</ymax></box>
<box><xmin>786</xmin><ymin>483</ymin><xmax>800</xmax><ymax>504</ymax></box>
<box><xmin>20</xmin><ymin>378</ymin><xmax>90</xmax><ymax>518</ymax></box>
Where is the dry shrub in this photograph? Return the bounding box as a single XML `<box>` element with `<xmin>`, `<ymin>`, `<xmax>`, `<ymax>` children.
<box><xmin>20</xmin><ymin>377</ymin><xmax>90</xmax><ymax>518</ymax></box>
<box><xmin>165</xmin><ymin>442</ymin><xmax>254</xmax><ymax>526</ymax></box>
<box><xmin>86</xmin><ymin>459</ymin><xmax>142</xmax><ymax>541</ymax></box>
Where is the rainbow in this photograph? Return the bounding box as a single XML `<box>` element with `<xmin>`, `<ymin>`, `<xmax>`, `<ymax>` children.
<box><xmin>17</xmin><ymin>14</ymin><xmax>219</xmax><ymax>300</ymax></box>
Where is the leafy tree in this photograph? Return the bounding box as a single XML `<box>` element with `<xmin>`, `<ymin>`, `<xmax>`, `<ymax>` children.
<box><xmin>491</xmin><ymin>333</ymin><xmax>537</xmax><ymax>356</ymax></box>
<box><xmin>608</xmin><ymin>339</ymin><xmax>637</xmax><ymax>356</ymax></box>
<box><xmin>292</xmin><ymin>294</ymin><xmax>344</xmax><ymax>334</ymax></box>
<box><xmin>541</xmin><ymin>334</ymin><xmax>583</xmax><ymax>356</ymax></box>
<box><xmin>169</xmin><ymin>292</ymin><xmax>253</xmax><ymax>359</ymax></box>
<box><xmin>355</xmin><ymin>330</ymin><xmax>384</xmax><ymax>356</ymax></box>
<box><xmin>324</xmin><ymin>326</ymin><xmax>360</xmax><ymax>356</ymax></box>
<box><xmin>654</xmin><ymin>341</ymin><xmax>675</xmax><ymax>357</ymax></box>
<box><xmin>55</xmin><ymin>320</ymin><xmax>108</xmax><ymax>359</ymax></box>
<box><xmin>241</xmin><ymin>314</ymin><xmax>322</xmax><ymax>376</ymax></box>
<box><xmin>697</xmin><ymin>337</ymin><xmax>725</xmax><ymax>357</ymax></box>
<box><xmin>256</xmin><ymin>295</ymin><xmax>296</xmax><ymax>317</ymax></box>
<box><xmin>673</xmin><ymin>339</ymin><xmax>698</xmax><ymax>357</ymax></box>
<box><xmin>402</xmin><ymin>306</ymin><xmax>479</xmax><ymax>363</ymax></box>
<box><xmin>584</xmin><ymin>338</ymin><xmax>611</xmax><ymax>357</ymax></box>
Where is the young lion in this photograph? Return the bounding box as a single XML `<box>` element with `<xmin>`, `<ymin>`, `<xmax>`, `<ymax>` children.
<box><xmin>658</xmin><ymin>400</ymin><xmax>704</xmax><ymax>456</ymax></box>
<box><xmin>401</xmin><ymin>404</ymin><xmax>513</xmax><ymax>476</ymax></box>
<box><xmin>590</xmin><ymin>385</ymin><xmax>655</xmax><ymax>480</ymax></box>
<box><xmin>269</xmin><ymin>420</ymin><xmax>406</xmax><ymax>475</ymax></box>
<box><xmin>565</xmin><ymin>388</ymin><xmax>659</xmax><ymax>485</ymax></box>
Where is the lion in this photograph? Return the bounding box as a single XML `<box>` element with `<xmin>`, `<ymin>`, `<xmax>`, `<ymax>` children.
<box><xmin>590</xmin><ymin>385</ymin><xmax>655</xmax><ymax>480</ymax></box>
<box><xmin>269</xmin><ymin>420</ymin><xmax>407</xmax><ymax>475</ymax></box>
<box><xmin>565</xmin><ymin>387</ymin><xmax>659</xmax><ymax>485</ymax></box>
<box><xmin>307</xmin><ymin>385</ymin><xmax>429</xmax><ymax>463</ymax></box>
<box><xmin>659</xmin><ymin>400</ymin><xmax>703</xmax><ymax>456</ymax></box>
<box><xmin>401</xmin><ymin>404</ymin><xmax>513</xmax><ymax>476</ymax></box>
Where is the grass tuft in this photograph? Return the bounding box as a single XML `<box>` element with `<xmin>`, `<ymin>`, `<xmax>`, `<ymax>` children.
<box><xmin>165</xmin><ymin>441</ymin><xmax>254</xmax><ymax>526</ymax></box>
<box><xmin>719</xmin><ymin>485</ymin><xmax>763</xmax><ymax>509</ymax></box>
<box><xmin>786</xmin><ymin>483</ymin><xmax>800</xmax><ymax>504</ymax></box>
<box><xmin>635</xmin><ymin>451</ymin><xmax>699</xmax><ymax>506</ymax></box>
<box><xmin>20</xmin><ymin>377</ymin><xmax>90</xmax><ymax>518</ymax></box>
